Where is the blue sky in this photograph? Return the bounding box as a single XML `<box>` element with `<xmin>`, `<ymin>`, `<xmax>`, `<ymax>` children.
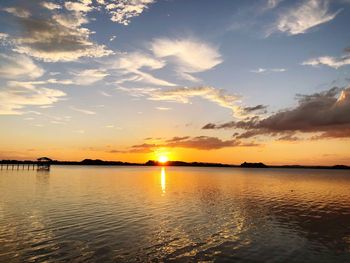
<box><xmin>0</xmin><ymin>0</ymin><xmax>350</xmax><ymax>164</ymax></box>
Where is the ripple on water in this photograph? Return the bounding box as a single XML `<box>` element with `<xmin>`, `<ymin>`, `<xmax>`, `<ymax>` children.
<box><xmin>0</xmin><ymin>166</ymin><xmax>350</xmax><ymax>262</ymax></box>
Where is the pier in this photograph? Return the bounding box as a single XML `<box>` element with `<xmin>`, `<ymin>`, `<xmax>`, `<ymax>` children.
<box><xmin>0</xmin><ymin>157</ymin><xmax>52</xmax><ymax>171</ymax></box>
<box><xmin>0</xmin><ymin>163</ymin><xmax>38</xmax><ymax>170</ymax></box>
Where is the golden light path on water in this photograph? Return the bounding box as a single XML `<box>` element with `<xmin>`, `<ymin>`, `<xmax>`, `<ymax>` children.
<box><xmin>161</xmin><ymin>167</ymin><xmax>166</xmax><ymax>194</ymax></box>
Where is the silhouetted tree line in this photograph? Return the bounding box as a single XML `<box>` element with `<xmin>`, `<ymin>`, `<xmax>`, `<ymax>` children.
<box><xmin>0</xmin><ymin>159</ymin><xmax>349</xmax><ymax>169</ymax></box>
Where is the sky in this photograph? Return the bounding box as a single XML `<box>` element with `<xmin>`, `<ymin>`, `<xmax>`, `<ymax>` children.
<box><xmin>0</xmin><ymin>0</ymin><xmax>350</xmax><ymax>165</ymax></box>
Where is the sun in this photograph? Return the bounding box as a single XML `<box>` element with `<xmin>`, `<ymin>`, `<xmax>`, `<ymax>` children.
<box><xmin>158</xmin><ymin>155</ymin><xmax>169</xmax><ymax>164</ymax></box>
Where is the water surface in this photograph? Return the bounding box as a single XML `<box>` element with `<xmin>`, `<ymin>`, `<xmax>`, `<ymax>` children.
<box><xmin>1</xmin><ymin>166</ymin><xmax>350</xmax><ymax>262</ymax></box>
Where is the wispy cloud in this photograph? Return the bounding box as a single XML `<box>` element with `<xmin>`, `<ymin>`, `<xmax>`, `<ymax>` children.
<box><xmin>71</xmin><ymin>69</ymin><xmax>109</xmax><ymax>85</ymax></box>
<box><xmin>302</xmin><ymin>55</ymin><xmax>350</xmax><ymax>69</ymax></box>
<box><xmin>151</xmin><ymin>37</ymin><xmax>222</xmax><ymax>82</ymax></box>
<box><xmin>0</xmin><ymin>53</ymin><xmax>44</xmax><ymax>79</ymax></box>
<box><xmin>118</xmin><ymin>86</ymin><xmax>243</xmax><ymax>117</ymax></box>
<box><xmin>99</xmin><ymin>90</ymin><xmax>112</xmax><ymax>97</ymax></box>
<box><xmin>271</xmin><ymin>0</ymin><xmax>340</xmax><ymax>35</ymax></box>
<box><xmin>0</xmin><ymin>81</ymin><xmax>66</xmax><ymax>115</ymax></box>
<box><xmin>155</xmin><ymin>107</ymin><xmax>171</xmax><ymax>111</ymax></box>
<box><xmin>266</xmin><ymin>0</ymin><xmax>283</xmax><ymax>9</ymax></box>
<box><xmin>250</xmin><ymin>68</ymin><xmax>286</xmax><ymax>73</ymax></box>
<box><xmin>110</xmin><ymin>135</ymin><xmax>259</xmax><ymax>153</ymax></box>
<box><xmin>3</xmin><ymin>7</ymin><xmax>31</xmax><ymax>18</ymax></box>
<box><xmin>109</xmin><ymin>52</ymin><xmax>176</xmax><ymax>86</ymax></box>
<box><xmin>70</xmin><ymin>106</ymin><xmax>96</xmax><ymax>115</ymax></box>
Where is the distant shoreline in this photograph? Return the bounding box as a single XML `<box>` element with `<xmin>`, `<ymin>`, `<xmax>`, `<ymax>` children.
<box><xmin>1</xmin><ymin>159</ymin><xmax>349</xmax><ymax>170</ymax></box>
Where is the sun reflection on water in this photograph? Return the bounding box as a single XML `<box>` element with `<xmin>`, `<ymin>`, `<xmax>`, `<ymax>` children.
<box><xmin>161</xmin><ymin>167</ymin><xmax>166</xmax><ymax>194</ymax></box>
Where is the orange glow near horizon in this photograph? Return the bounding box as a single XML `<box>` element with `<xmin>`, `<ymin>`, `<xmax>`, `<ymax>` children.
<box><xmin>1</xmin><ymin>138</ymin><xmax>350</xmax><ymax>166</ymax></box>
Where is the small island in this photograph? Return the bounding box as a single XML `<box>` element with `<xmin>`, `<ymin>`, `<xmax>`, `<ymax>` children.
<box><xmin>240</xmin><ymin>162</ymin><xmax>268</xmax><ymax>168</ymax></box>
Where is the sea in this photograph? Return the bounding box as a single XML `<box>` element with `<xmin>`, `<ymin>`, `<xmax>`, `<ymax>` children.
<box><xmin>0</xmin><ymin>166</ymin><xmax>349</xmax><ymax>262</ymax></box>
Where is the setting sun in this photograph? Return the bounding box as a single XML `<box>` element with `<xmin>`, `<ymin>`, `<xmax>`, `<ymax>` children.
<box><xmin>158</xmin><ymin>156</ymin><xmax>169</xmax><ymax>164</ymax></box>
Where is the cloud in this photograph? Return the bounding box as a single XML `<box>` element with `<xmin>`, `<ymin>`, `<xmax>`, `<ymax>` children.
<box><xmin>150</xmin><ymin>87</ymin><xmax>240</xmax><ymax>112</ymax></box>
<box><xmin>112</xmin><ymin>136</ymin><xmax>259</xmax><ymax>153</ymax></box>
<box><xmin>163</xmin><ymin>136</ymin><xmax>242</xmax><ymax>150</ymax></box>
<box><xmin>119</xmin><ymin>86</ymin><xmax>243</xmax><ymax>116</ymax></box>
<box><xmin>0</xmin><ymin>81</ymin><xmax>66</xmax><ymax>115</ymax></box>
<box><xmin>273</xmin><ymin>0</ymin><xmax>340</xmax><ymax>35</ymax></box>
<box><xmin>3</xmin><ymin>7</ymin><xmax>31</xmax><ymax>18</ymax></box>
<box><xmin>2</xmin><ymin>0</ymin><xmax>156</xmax><ymax>63</ymax></box>
<box><xmin>203</xmin><ymin>86</ymin><xmax>350</xmax><ymax>139</ymax></box>
<box><xmin>109</xmin><ymin>38</ymin><xmax>221</xmax><ymax>86</ymax></box>
<box><xmin>110</xmin><ymin>52</ymin><xmax>176</xmax><ymax>86</ymax></box>
<box><xmin>71</xmin><ymin>69</ymin><xmax>109</xmax><ymax>85</ymax></box>
<box><xmin>267</xmin><ymin>0</ymin><xmax>283</xmax><ymax>9</ymax></box>
<box><xmin>70</xmin><ymin>106</ymin><xmax>96</xmax><ymax>115</ymax></box>
<box><xmin>155</xmin><ymin>107</ymin><xmax>171</xmax><ymax>111</ymax></box>
<box><xmin>41</xmin><ymin>2</ymin><xmax>61</xmax><ymax>10</ymax></box>
<box><xmin>14</xmin><ymin>16</ymin><xmax>112</xmax><ymax>62</ymax></box>
<box><xmin>98</xmin><ymin>0</ymin><xmax>155</xmax><ymax>25</ymax></box>
<box><xmin>4</xmin><ymin>1</ymin><xmax>113</xmax><ymax>62</ymax></box>
<box><xmin>99</xmin><ymin>90</ymin><xmax>112</xmax><ymax>97</ymax></box>
<box><xmin>251</xmin><ymin>68</ymin><xmax>286</xmax><ymax>73</ymax></box>
<box><xmin>277</xmin><ymin>133</ymin><xmax>301</xmax><ymax>141</ymax></box>
<box><xmin>151</xmin><ymin>37</ymin><xmax>222</xmax><ymax>82</ymax></box>
<box><xmin>9</xmin><ymin>79</ymin><xmax>74</xmax><ymax>87</ymax></box>
<box><xmin>0</xmin><ymin>53</ymin><xmax>44</xmax><ymax>79</ymax></box>
<box><xmin>242</xmin><ymin>105</ymin><xmax>268</xmax><ymax>114</ymax></box>
<box><xmin>0</xmin><ymin>32</ymin><xmax>9</xmax><ymax>41</ymax></box>
<box><xmin>64</xmin><ymin>0</ymin><xmax>94</xmax><ymax>14</ymax></box>
<box><xmin>302</xmin><ymin>55</ymin><xmax>350</xmax><ymax>69</ymax></box>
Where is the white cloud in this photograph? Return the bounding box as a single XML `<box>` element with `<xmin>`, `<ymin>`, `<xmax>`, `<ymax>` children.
<box><xmin>155</xmin><ymin>107</ymin><xmax>171</xmax><ymax>111</ymax></box>
<box><xmin>110</xmin><ymin>52</ymin><xmax>176</xmax><ymax>86</ymax></box>
<box><xmin>99</xmin><ymin>0</ymin><xmax>155</xmax><ymax>25</ymax></box>
<box><xmin>251</xmin><ymin>68</ymin><xmax>267</xmax><ymax>73</ymax></box>
<box><xmin>7</xmin><ymin>79</ymin><xmax>74</xmax><ymax>87</ymax></box>
<box><xmin>151</xmin><ymin>38</ymin><xmax>222</xmax><ymax>82</ymax></box>
<box><xmin>273</xmin><ymin>0</ymin><xmax>340</xmax><ymax>35</ymax></box>
<box><xmin>119</xmin><ymin>86</ymin><xmax>243</xmax><ymax>117</ymax></box>
<box><xmin>251</xmin><ymin>67</ymin><xmax>286</xmax><ymax>73</ymax></box>
<box><xmin>99</xmin><ymin>90</ymin><xmax>112</xmax><ymax>97</ymax></box>
<box><xmin>41</xmin><ymin>2</ymin><xmax>61</xmax><ymax>10</ymax></box>
<box><xmin>0</xmin><ymin>81</ymin><xmax>66</xmax><ymax>115</ymax></box>
<box><xmin>3</xmin><ymin>7</ymin><xmax>31</xmax><ymax>18</ymax></box>
<box><xmin>0</xmin><ymin>53</ymin><xmax>44</xmax><ymax>79</ymax></box>
<box><xmin>71</xmin><ymin>69</ymin><xmax>109</xmax><ymax>85</ymax></box>
<box><xmin>70</xmin><ymin>106</ymin><xmax>96</xmax><ymax>115</ymax></box>
<box><xmin>271</xmin><ymin>68</ymin><xmax>287</xmax><ymax>72</ymax></box>
<box><xmin>47</xmin><ymin>78</ymin><xmax>74</xmax><ymax>85</ymax></box>
<box><xmin>0</xmin><ymin>32</ymin><xmax>9</xmax><ymax>40</ymax></box>
<box><xmin>110</xmin><ymin>35</ymin><xmax>116</xmax><ymax>41</ymax></box>
<box><xmin>302</xmin><ymin>55</ymin><xmax>350</xmax><ymax>69</ymax></box>
<box><xmin>65</xmin><ymin>0</ymin><xmax>94</xmax><ymax>14</ymax></box>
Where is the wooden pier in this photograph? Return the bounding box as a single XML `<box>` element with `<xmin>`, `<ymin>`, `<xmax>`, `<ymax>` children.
<box><xmin>0</xmin><ymin>163</ymin><xmax>38</xmax><ymax>170</ymax></box>
<box><xmin>0</xmin><ymin>157</ymin><xmax>52</xmax><ymax>171</ymax></box>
